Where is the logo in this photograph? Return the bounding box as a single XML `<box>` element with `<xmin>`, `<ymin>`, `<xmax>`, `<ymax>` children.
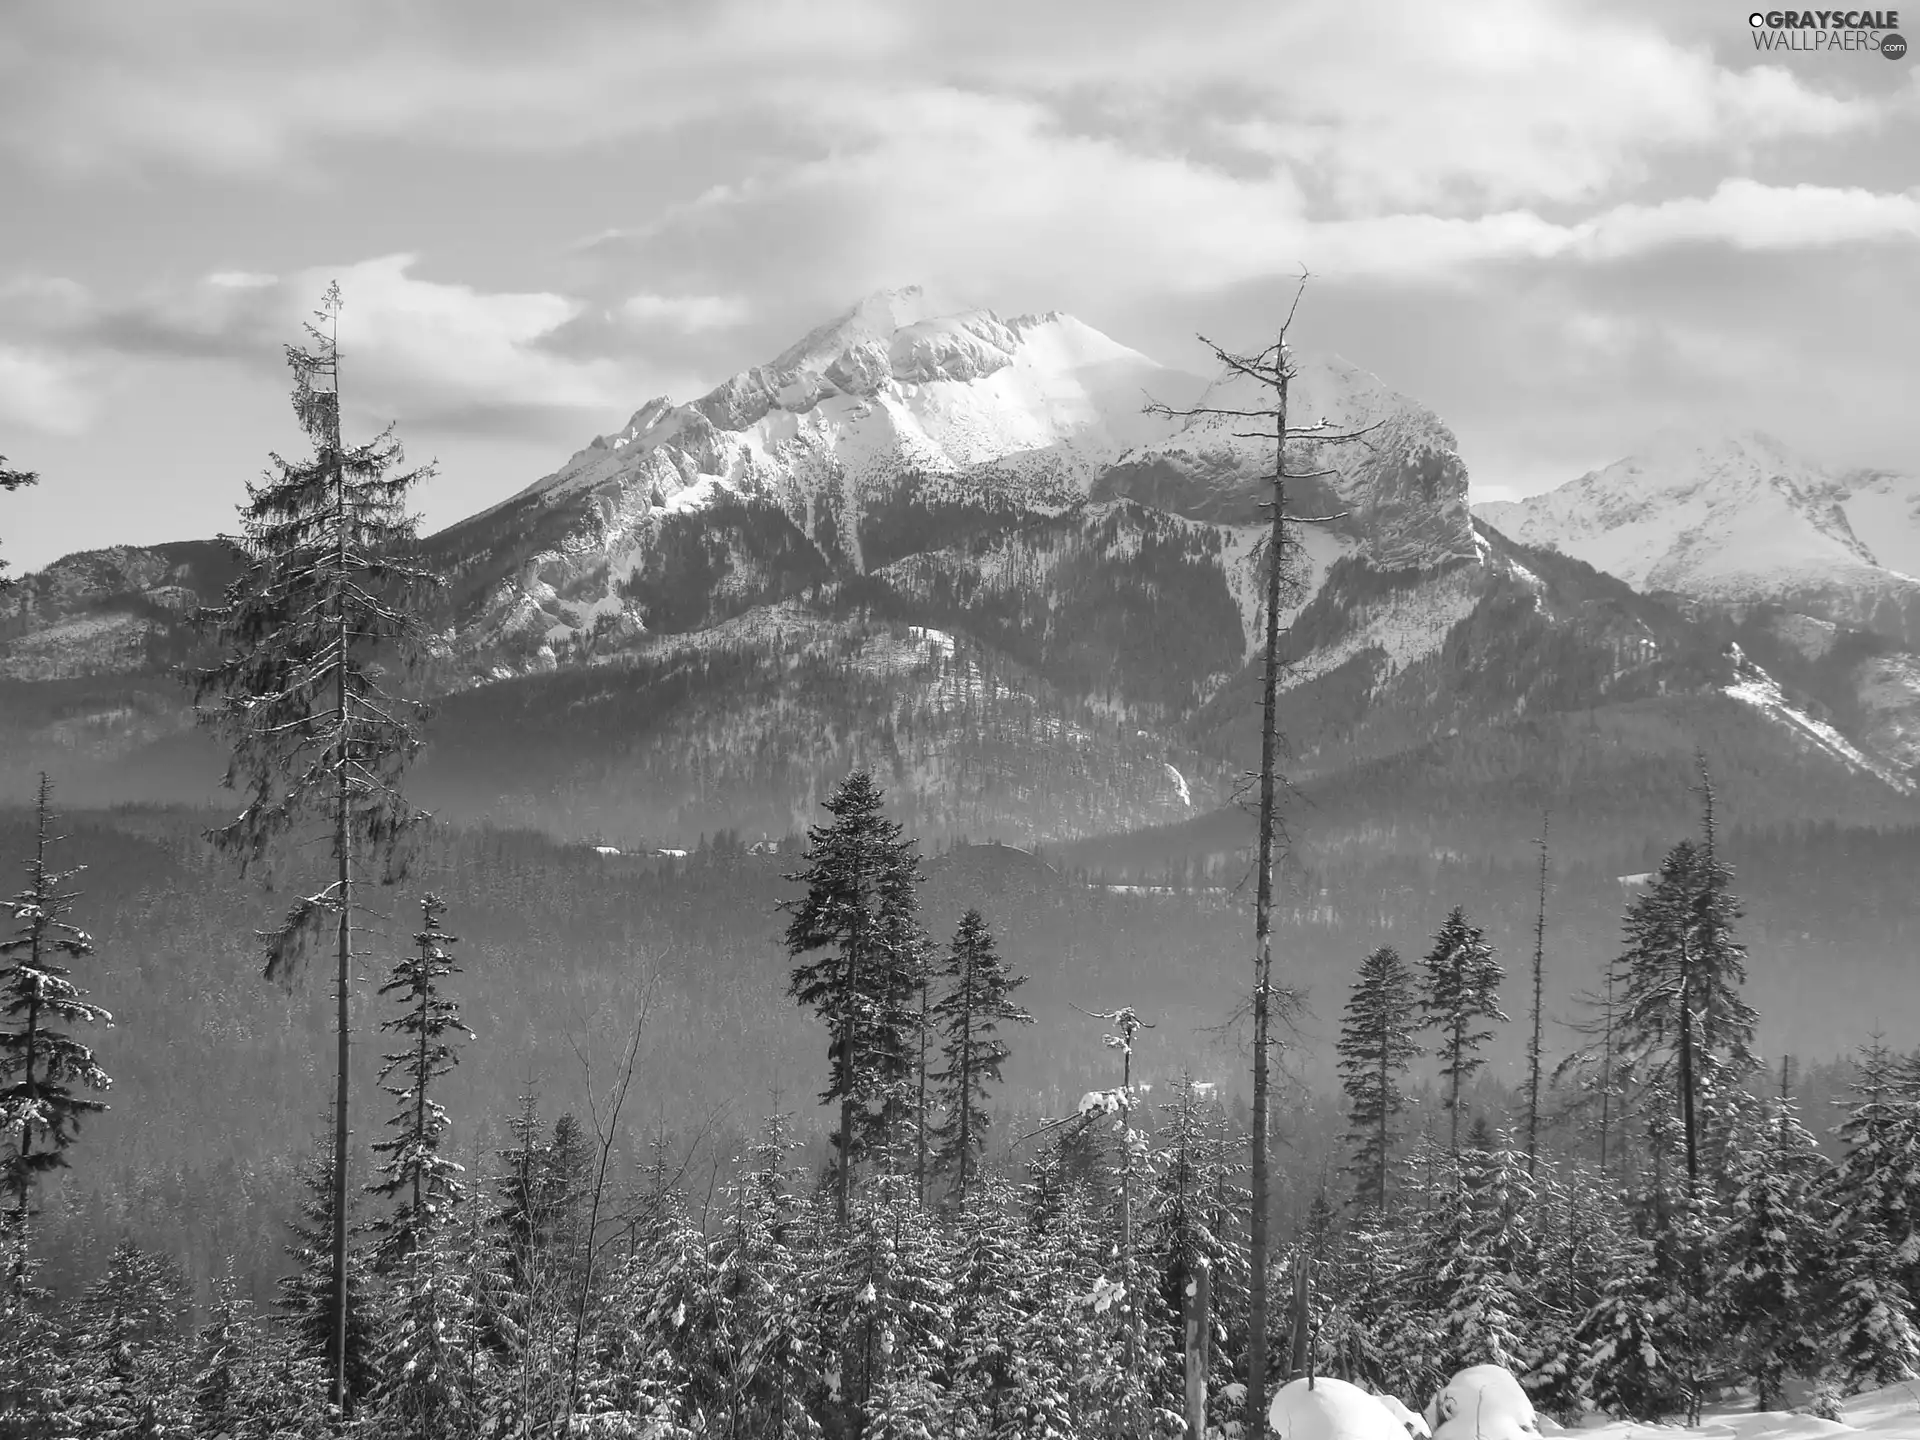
<box><xmin>1747</xmin><ymin>9</ymin><xmax>1909</xmax><ymax>52</ymax></box>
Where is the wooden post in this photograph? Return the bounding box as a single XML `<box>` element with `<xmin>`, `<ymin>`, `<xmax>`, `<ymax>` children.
<box><xmin>1185</xmin><ymin>1258</ymin><xmax>1212</xmax><ymax>1437</ymax></box>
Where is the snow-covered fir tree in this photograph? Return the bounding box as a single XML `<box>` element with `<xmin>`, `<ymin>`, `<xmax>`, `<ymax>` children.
<box><xmin>1337</xmin><ymin>945</ymin><xmax>1422</xmax><ymax>1211</ymax></box>
<box><xmin>0</xmin><ymin>775</ymin><xmax>112</xmax><ymax>1242</ymax></box>
<box><xmin>1712</xmin><ymin>1094</ymin><xmax>1830</xmax><ymax>1409</ymax></box>
<box><xmin>783</xmin><ymin>770</ymin><xmax>931</xmax><ymax>1230</ymax></box>
<box><xmin>1417</xmin><ymin>907</ymin><xmax>1507</xmax><ymax>1155</ymax></box>
<box><xmin>68</xmin><ymin>1237</ymin><xmax>190</xmax><ymax>1438</ymax></box>
<box><xmin>366</xmin><ymin>893</ymin><xmax>473</xmax><ymax>1272</ymax></box>
<box><xmin>928</xmin><ymin>908</ymin><xmax>1033</xmax><ymax>1210</ymax></box>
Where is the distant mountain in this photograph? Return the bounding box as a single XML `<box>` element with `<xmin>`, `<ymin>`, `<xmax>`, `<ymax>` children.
<box><xmin>7</xmin><ymin>295</ymin><xmax>1920</xmax><ymax>853</ymax></box>
<box><xmin>1473</xmin><ymin>430</ymin><xmax>1920</xmax><ymax>645</ymax></box>
<box><xmin>424</xmin><ymin>284</ymin><xmax>1477</xmax><ymax>673</ymax></box>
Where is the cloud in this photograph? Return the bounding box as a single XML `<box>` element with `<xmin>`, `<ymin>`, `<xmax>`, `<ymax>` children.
<box><xmin>0</xmin><ymin>346</ymin><xmax>96</xmax><ymax>436</ymax></box>
<box><xmin>619</xmin><ymin>292</ymin><xmax>751</xmax><ymax>333</ymax></box>
<box><xmin>0</xmin><ymin>257</ymin><xmax>648</xmax><ymax>435</ymax></box>
<box><xmin>1579</xmin><ymin>180</ymin><xmax>1920</xmax><ymax>255</ymax></box>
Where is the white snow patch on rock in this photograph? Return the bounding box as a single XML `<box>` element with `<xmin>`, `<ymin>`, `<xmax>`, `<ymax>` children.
<box><xmin>1724</xmin><ymin>664</ymin><xmax>1914</xmax><ymax>794</ymax></box>
<box><xmin>1163</xmin><ymin>762</ymin><xmax>1192</xmax><ymax>808</ymax></box>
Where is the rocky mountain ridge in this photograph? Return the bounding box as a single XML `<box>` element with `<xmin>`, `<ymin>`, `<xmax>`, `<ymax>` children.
<box><xmin>6</xmin><ymin>293</ymin><xmax>1920</xmax><ymax>852</ymax></box>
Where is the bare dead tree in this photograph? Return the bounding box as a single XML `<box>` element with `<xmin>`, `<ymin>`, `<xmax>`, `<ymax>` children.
<box><xmin>561</xmin><ymin>970</ymin><xmax>657</xmax><ymax>1432</ymax></box>
<box><xmin>1525</xmin><ymin>810</ymin><xmax>1552</xmax><ymax>1177</ymax></box>
<box><xmin>1144</xmin><ymin>273</ymin><xmax>1375</xmax><ymax>1433</ymax></box>
<box><xmin>1068</xmin><ymin>1001</ymin><xmax>1154</xmax><ymax>1265</ymax></box>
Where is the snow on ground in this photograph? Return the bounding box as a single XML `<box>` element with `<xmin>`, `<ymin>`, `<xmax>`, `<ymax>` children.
<box><xmin>1553</xmin><ymin>1384</ymin><xmax>1920</xmax><ymax>1438</ymax></box>
<box><xmin>1723</xmin><ymin>651</ymin><xmax>1914</xmax><ymax>794</ymax></box>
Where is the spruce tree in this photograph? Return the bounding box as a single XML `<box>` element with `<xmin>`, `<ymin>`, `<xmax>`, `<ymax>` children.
<box><xmin>1617</xmin><ymin>767</ymin><xmax>1759</xmax><ymax>1195</ymax></box>
<box><xmin>69</xmin><ymin>1237</ymin><xmax>189</xmax><ymax>1438</ymax></box>
<box><xmin>1417</xmin><ymin>907</ymin><xmax>1507</xmax><ymax>1155</ymax></box>
<box><xmin>373</xmin><ymin>1221</ymin><xmax>486</xmax><ymax>1438</ymax></box>
<box><xmin>0</xmin><ymin>774</ymin><xmax>112</xmax><ymax>1247</ymax></box>
<box><xmin>928</xmin><ymin>908</ymin><xmax>1033</xmax><ymax>1210</ymax></box>
<box><xmin>0</xmin><ymin>1225</ymin><xmax>76</xmax><ymax>1436</ymax></box>
<box><xmin>1818</xmin><ymin>1040</ymin><xmax>1920</xmax><ymax>1392</ymax></box>
<box><xmin>191</xmin><ymin>282</ymin><xmax>440</xmax><ymax>1414</ymax></box>
<box><xmin>1714</xmin><ymin>1096</ymin><xmax>1829</xmax><ymax>1410</ymax></box>
<box><xmin>781</xmin><ymin>770</ymin><xmax>927</xmax><ymax>1228</ymax></box>
<box><xmin>367</xmin><ymin>893</ymin><xmax>472</xmax><ymax>1271</ymax></box>
<box><xmin>190</xmin><ymin>1263</ymin><xmax>256</xmax><ymax>1439</ymax></box>
<box><xmin>276</xmin><ymin>1134</ymin><xmax>378</xmax><ymax>1413</ymax></box>
<box><xmin>1336</xmin><ymin>945</ymin><xmax>1421</xmax><ymax>1210</ymax></box>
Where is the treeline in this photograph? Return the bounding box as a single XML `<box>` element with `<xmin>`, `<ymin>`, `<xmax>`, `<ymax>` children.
<box><xmin>8</xmin><ymin>759</ymin><xmax>1920</xmax><ymax>1434</ymax></box>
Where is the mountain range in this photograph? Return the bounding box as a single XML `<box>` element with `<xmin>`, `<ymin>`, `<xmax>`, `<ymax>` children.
<box><xmin>6</xmin><ymin>285</ymin><xmax>1920</xmax><ymax>863</ymax></box>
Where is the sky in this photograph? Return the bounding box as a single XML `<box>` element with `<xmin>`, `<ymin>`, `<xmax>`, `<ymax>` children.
<box><xmin>2</xmin><ymin>0</ymin><xmax>1917</xmax><ymax>572</ymax></box>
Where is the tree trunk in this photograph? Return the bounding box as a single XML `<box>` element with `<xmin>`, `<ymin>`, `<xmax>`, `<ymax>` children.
<box><xmin>835</xmin><ymin>917</ymin><xmax>862</xmax><ymax>1233</ymax></box>
<box><xmin>1449</xmin><ymin>1012</ymin><xmax>1464</xmax><ymax>1155</ymax></box>
<box><xmin>330</xmin><ymin>416</ymin><xmax>353</xmax><ymax>1418</ymax></box>
<box><xmin>413</xmin><ymin>966</ymin><xmax>429</xmax><ymax>1234</ymax></box>
<box><xmin>915</xmin><ymin>979</ymin><xmax>929</xmax><ymax>1207</ymax></box>
<box><xmin>1288</xmin><ymin>1248</ymin><xmax>1311</xmax><ymax>1379</ymax></box>
<box><xmin>1599</xmin><ymin>967</ymin><xmax>1615</xmax><ymax>1174</ymax></box>
<box><xmin>1247</xmin><ymin>361</ymin><xmax>1290</xmax><ymax>1436</ymax></box>
<box><xmin>1375</xmin><ymin>1024</ymin><xmax>1389</xmax><ymax>1211</ymax></box>
<box><xmin>1678</xmin><ymin>959</ymin><xmax>1698</xmax><ymax>1195</ymax></box>
<box><xmin>1185</xmin><ymin>1258</ymin><xmax>1212</xmax><ymax>1438</ymax></box>
<box><xmin>1526</xmin><ymin>814</ymin><xmax>1549</xmax><ymax>1177</ymax></box>
<box><xmin>954</xmin><ymin>964</ymin><xmax>973</xmax><ymax>1209</ymax></box>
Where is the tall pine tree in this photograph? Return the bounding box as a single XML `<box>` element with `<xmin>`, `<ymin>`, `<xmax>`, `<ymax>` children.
<box><xmin>191</xmin><ymin>282</ymin><xmax>440</xmax><ymax>1414</ymax></box>
<box><xmin>928</xmin><ymin>908</ymin><xmax>1033</xmax><ymax>1210</ymax></box>
<box><xmin>781</xmin><ymin>769</ymin><xmax>927</xmax><ymax>1228</ymax></box>
<box><xmin>1336</xmin><ymin>945</ymin><xmax>1421</xmax><ymax>1211</ymax></box>
<box><xmin>1418</xmin><ymin>907</ymin><xmax>1507</xmax><ymax>1155</ymax></box>
<box><xmin>0</xmin><ymin>774</ymin><xmax>111</xmax><ymax>1249</ymax></box>
<box><xmin>1616</xmin><ymin>830</ymin><xmax>1758</xmax><ymax>1195</ymax></box>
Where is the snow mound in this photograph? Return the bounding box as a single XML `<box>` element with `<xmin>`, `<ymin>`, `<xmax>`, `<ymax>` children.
<box><xmin>1271</xmin><ymin>1376</ymin><xmax>1425</xmax><ymax>1440</ymax></box>
<box><xmin>1426</xmin><ymin>1365</ymin><xmax>1538</xmax><ymax>1440</ymax></box>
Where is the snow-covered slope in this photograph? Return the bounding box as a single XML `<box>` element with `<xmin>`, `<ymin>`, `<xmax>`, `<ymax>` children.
<box><xmin>1472</xmin><ymin>431</ymin><xmax>1920</xmax><ymax>645</ymax></box>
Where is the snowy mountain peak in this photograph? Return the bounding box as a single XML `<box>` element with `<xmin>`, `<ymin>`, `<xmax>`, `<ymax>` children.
<box><xmin>1473</xmin><ymin>430</ymin><xmax>1920</xmax><ymax>644</ymax></box>
<box><xmin>516</xmin><ymin>291</ymin><xmax>1178</xmax><ymax>521</ymax></box>
<box><xmin>436</xmin><ymin>289</ymin><xmax>1487</xmax><ymax>668</ymax></box>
